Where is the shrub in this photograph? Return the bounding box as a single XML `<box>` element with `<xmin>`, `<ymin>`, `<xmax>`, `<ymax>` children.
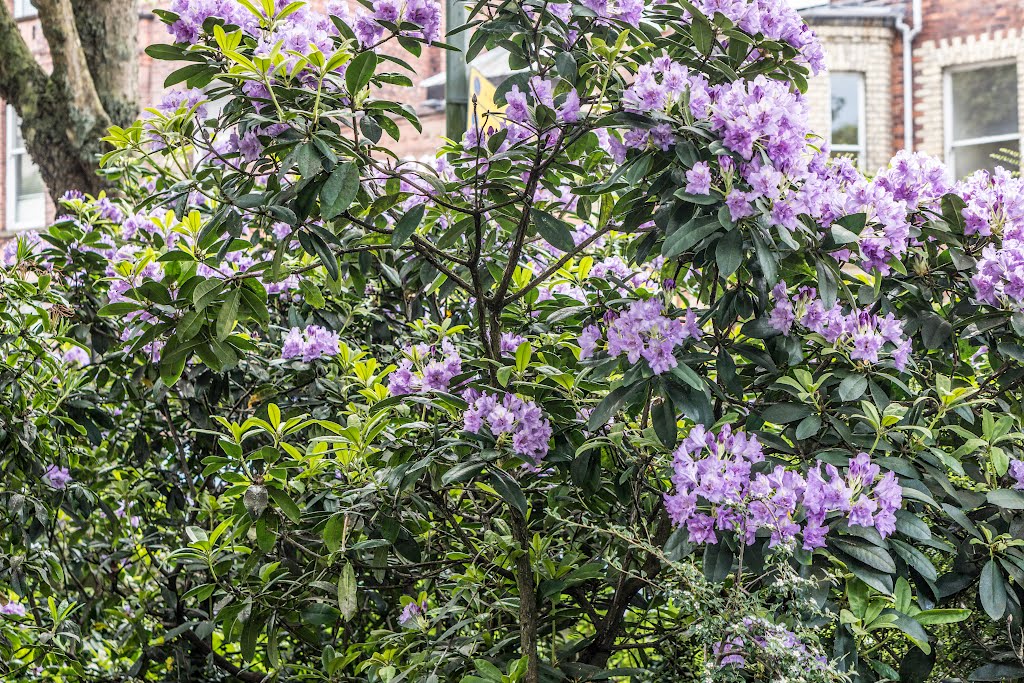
<box><xmin>3</xmin><ymin>1</ymin><xmax>1024</xmax><ymax>681</ymax></box>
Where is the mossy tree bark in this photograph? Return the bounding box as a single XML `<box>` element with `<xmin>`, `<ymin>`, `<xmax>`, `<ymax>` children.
<box><xmin>0</xmin><ymin>0</ymin><xmax>138</xmax><ymax>202</ymax></box>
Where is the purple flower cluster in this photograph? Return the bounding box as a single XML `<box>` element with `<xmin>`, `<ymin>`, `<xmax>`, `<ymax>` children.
<box><xmin>387</xmin><ymin>341</ymin><xmax>463</xmax><ymax>395</ymax></box>
<box><xmin>791</xmin><ymin>153</ymin><xmax>947</xmax><ymax>272</ymax></box>
<box><xmin>0</xmin><ymin>600</ymin><xmax>26</xmax><ymax>617</ymax></box>
<box><xmin>581</xmin><ymin>0</ymin><xmax>645</xmax><ymax>26</ymax></box>
<box><xmin>957</xmin><ymin>167</ymin><xmax>1024</xmax><ymax>238</ymax></box>
<box><xmin>281</xmin><ymin>325</ymin><xmax>340</xmax><ymax>362</ymax></box>
<box><xmin>767</xmin><ymin>282</ymin><xmax>911</xmax><ymax>370</ymax></box>
<box><xmin>873</xmin><ymin>150</ymin><xmax>951</xmax><ymax>213</ymax></box>
<box><xmin>504</xmin><ymin>76</ymin><xmax>582</xmax><ymax>144</ymax></box>
<box><xmin>463</xmin><ymin>391</ymin><xmax>553</xmax><ymax>466</ymax></box>
<box><xmin>688</xmin><ymin>0</ymin><xmax>825</xmax><ymax>74</ymax></box>
<box><xmin>714</xmin><ymin>617</ymin><xmax>825</xmax><ymax>669</ymax></box>
<box><xmin>355</xmin><ymin>0</ymin><xmax>442</xmax><ymax>46</ymax></box>
<box><xmin>664</xmin><ymin>425</ymin><xmax>902</xmax><ymax>550</ymax></box>
<box><xmin>957</xmin><ymin>169</ymin><xmax>1024</xmax><ymax>309</ymax></box>
<box><xmin>167</xmin><ymin>0</ymin><xmax>257</xmax><ymax>44</ymax></box>
<box><xmin>708</xmin><ymin>76</ymin><xmax>808</xmax><ymax>176</ymax></box>
<box><xmin>43</xmin><ymin>465</ymin><xmax>73</xmax><ymax>491</ymax></box>
<box><xmin>580</xmin><ymin>299</ymin><xmax>702</xmax><ymax>374</ymax></box>
<box><xmin>398</xmin><ymin>597</ymin><xmax>427</xmax><ymax>627</ymax></box>
<box><xmin>972</xmin><ymin>241</ymin><xmax>1024</xmax><ymax>309</ymax></box>
<box><xmin>622</xmin><ymin>59</ymin><xmax>697</xmax><ymax>115</ymax></box>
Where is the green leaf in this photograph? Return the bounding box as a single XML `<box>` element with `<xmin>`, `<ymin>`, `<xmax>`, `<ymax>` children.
<box><xmin>831</xmin><ymin>537</ymin><xmax>897</xmax><ymax>574</ymax></box>
<box><xmin>192</xmin><ymin>279</ymin><xmax>224</xmax><ymax>309</ymax></box>
<box><xmin>762</xmin><ymin>402</ymin><xmax>812</xmax><ymax>424</ymax></box>
<box><xmin>588</xmin><ymin>383</ymin><xmax>641</xmax><ymax>431</ymax></box>
<box><xmin>321</xmin><ymin>162</ymin><xmax>360</xmax><ymax>220</ymax></box>
<box><xmin>98</xmin><ymin>302</ymin><xmax>143</xmax><ymax>316</ymax></box>
<box><xmin>980</xmin><ymin>559</ymin><xmax>1007</xmax><ymax>620</ymax></box>
<box><xmin>702</xmin><ymin>542</ymin><xmax>733</xmax><ymax>583</ymax></box>
<box><xmin>690</xmin><ymin>11</ymin><xmax>714</xmax><ymax>54</ymax></box>
<box><xmin>653</xmin><ymin>397</ymin><xmax>677</xmax><ymax>449</ymax></box>
<box><xmin>661</xmin><ymin>215</ymin><xmax>720</xmax><ymax>259</ymax></box>
<box><xmin>969</xmin><ymin>663</ymin><xmax>1024</xmax><ymax>681</ymax></box>
<box><xmin>324</xmin><ymin>514</ymin><xmax>345</xmax><ymax>554</ymax></box>
<box><xmin>392</xmin><ymin>204</ymin><xmax>425</xmax><ymax>247</ymax></box>
<box><xmin>268</xmin><ymin>487</ymin><xmax>301</xmax><ymax>524</ymax></box>
<box><xmin>177</xmin><ymin>309</ymin><xmax>206</xmax><ymax>342</ymax></box>
<box><xmin>941</xmin><ymin>193</ymin><xmax>967</xmax><ymax>234</ymax></box>
<box><xmin>216</xmin><ymin>289</ymin><xmax>241</xmax><ymax>341</ymax></box>
<box><xmin>714</xmin><ymin>228</ymin><xmax>743</xmax><ymax>277</ymax></box>
<box><xmin>987</xmin><ymin>489</ymin><xmax>1024</xmax><ymax>510</ymax></box>
<box><xmin>160</xmin><ymin>352</ymin><xmax>187</xmax><ymax>387</ymax></box>
<box><xmin>838</xmin><ymin>374</ymin><xmax>868</xmax><ymax>402</ymax></box>
<box><xmin>531</xmin><ymin>208</ymin><xmax>575</xmax><ymax>252</ymax></box>
<box><xmin>489</xmin><ymin>469</ymin><xmax>528</xmax><ymax>516</ymax></box>
<box><xmin>338</xmin><ymin>563</ymin><xmax>357</xmax><ymax>621</ymax></box>
<box><xmin>915</xmin><ymin>608</ymin><xmax>971</xmax><ymax>625</ymax></box>
<box><xmin>345</xmin><ymin>51</ymin><xmax>377</xmax><ymax>94</ymax></box>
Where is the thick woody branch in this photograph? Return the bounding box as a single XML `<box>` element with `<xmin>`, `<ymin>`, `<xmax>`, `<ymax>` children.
<box><xmin>0</xmin><ymin>4</ymin><xmax>49</xmax><ymax>115</ymax></box>
<box><xmin>34</xmin><ymin>0</ymin><xmax>108</xmax><ymax>127</ymax></box>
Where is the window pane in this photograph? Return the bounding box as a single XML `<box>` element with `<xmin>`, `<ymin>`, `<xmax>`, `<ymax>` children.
<box><xmin>14</xmin><ymin>153</ymin><xmax>45</xmax><ymax>227</ymax></box>
<box><xmin>953</xmin><ymin>139</ymin><xmax>1020</xmax><ymax>178</ymax></box>
<box><xmin>831</xmin><ymin>73</ymin><xmax>861</xmax><ymax>147</ymax></box>
<box><xmin>951</xmin><ymin>64</ymin><xmax>1019</xmax><ymax>141</ymax></box>
<box><xmin>16</xmin><ymin>154</ymin><xmax>44</xmax><ymax>197</ymax></box>
<box><xmin>14</xmin><ymin>0</ymin><xmax>37</xmax><ymax>18</ymax></box>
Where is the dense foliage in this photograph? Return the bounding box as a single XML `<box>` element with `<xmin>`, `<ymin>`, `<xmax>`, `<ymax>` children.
<box><xmin>6</xmin><ymin>0</ymin><xmax>1024</xmax><ymax>681</ymax></box>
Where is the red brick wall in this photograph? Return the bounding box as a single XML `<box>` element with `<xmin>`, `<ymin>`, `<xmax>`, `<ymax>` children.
<box><xmin>887</xmin><ymin>0</ymin><xmax>1024</xmax><ymax>153</ymax></box>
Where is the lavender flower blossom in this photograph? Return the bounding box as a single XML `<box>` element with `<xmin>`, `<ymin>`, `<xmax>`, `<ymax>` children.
<box><xmin>43</xmin><ymin>465</ymin><xmax>73</xmax><ymax>491</ymax></box>
<box><xmin>581</xmin><ymin>300</ymin><xmax>702</xmax><ymax>374</ymax></box>
<box><xmin>665</xmin><ymin>425</ymin><xmax>902</xmax><ymax>550</ymax></box>
<box><xmin>463</xmin><ymin>391</ymin><xmax>552</xmax><ymax>466</ymax></box>
<box><xmin>280</xmin><ymin>325</ymin><xmax>340</xmax><ymax>362</ymax></box>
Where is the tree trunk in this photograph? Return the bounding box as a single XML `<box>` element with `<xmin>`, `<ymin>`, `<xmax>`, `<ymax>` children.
<box><xmin>0</xmin><ymin>0</ymin><xmax>139</xmax><ymax>204</ymax></box>
<box><xmin>71</xmin><ymin>0</ymin><xmax>139</xmax><ymax>128</ymax></box>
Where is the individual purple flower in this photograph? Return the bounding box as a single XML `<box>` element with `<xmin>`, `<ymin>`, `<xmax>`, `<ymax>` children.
<box><xmin>1010</xmin><ymin>459</ymin><xmax>1024</xmax><ymax>490</ymax></box>
<box><xmin>685</xmin><ymin>162</ymin><xmax>712</xmax><ymax>195</ymax></box>
<box><xmin>43</xmin><ymin>465</ymin><xmax>72</xmax><ymax>490</ymax></box>
<box><xmin>559</xmin><ymin>89</ymin><xmax>581</xmax><ymax>123</ymax></box>
<box><xmin>398</xmin><ymin>597</ymin><xmax>427</xmax><ymax>627</ymax></box>
<box><xmin>725</xmin><ymin>189</ymin><xmax>754</xmax><ymax>222</ymax></box>
<box><xmin>63</xmin><ymin>346</ymin><xmax>90</xmax><ymax>367</ymax></box>
<box><xmin>500</xmin><ymin>333</ymin><xmax>526</xmax><ymax>355</ymax></box>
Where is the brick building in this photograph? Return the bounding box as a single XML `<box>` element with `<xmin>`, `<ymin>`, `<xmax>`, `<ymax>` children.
<box><xmin>3</xmin><ymin>0</ymin><xmax>1022</xmax><ymax>233</ymax></box>
<box><xmin>0</xmin><ymin>0</ymin><xmax>446</xmax><ymax>235</ymax></box>
<box><xmin>800</xmin><ymin>0</ymin><xmax>1024</xmax><ymax>176</ymax></box>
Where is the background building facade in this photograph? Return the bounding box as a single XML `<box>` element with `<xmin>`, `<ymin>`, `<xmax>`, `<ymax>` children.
<box><xmin>802</xmin><ymin>0</ymin><xmax>1024</xmax><ymax>177</ymax></box>
<box><xmin>1</xmin><ymin>0</ymin><xmax>1023</xmax><ymax>233</ymax></box>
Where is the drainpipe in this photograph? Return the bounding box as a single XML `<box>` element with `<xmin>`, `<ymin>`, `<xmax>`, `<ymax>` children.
<box><xmin>445</xmin><ymin>0</ymin><xmax>469</xmax><ymax>142</ymax></box>
<box><xmin>895</xmin><ymin>0</ymin><xmax>923</xmax><ymax>151</ymax></box>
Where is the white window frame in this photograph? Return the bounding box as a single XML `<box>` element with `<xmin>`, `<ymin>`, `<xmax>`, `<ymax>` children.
<box><xmin>6</xmin><ymin>106</ymin><xmax>45</xmax><ymax>232</ymax></box>
<box><xmin>829</xmin><ymin>71</ymin><xmax>866</xmax><ymax>169</ymax></box>
<box><xmin>13</xmin><ymin>0</ymin><xmax>37</xmax><ymax>19</ymax></box>
<box><xmin>944</xmin><ymin>59</ymin><xmax>1020</xmax><ymax>178</ymax></box>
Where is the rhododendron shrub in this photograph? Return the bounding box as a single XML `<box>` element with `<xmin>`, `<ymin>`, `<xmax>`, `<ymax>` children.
<box><xmin>6</xmin><ymin>0</ymin><xmax>1024</xmax><ymax>681</ymax></box>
